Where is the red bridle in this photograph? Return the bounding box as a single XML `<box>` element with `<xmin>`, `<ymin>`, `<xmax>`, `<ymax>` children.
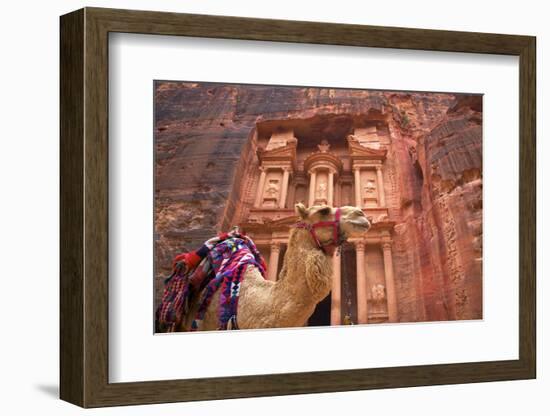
<box><xmin>294</xmin><ymin>208</ymin><xmax>343</xmax><ymax>254</ymax></box>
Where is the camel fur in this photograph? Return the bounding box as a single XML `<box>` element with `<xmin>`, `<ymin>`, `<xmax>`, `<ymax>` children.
<box><xmin>179</xmin><ymin>203</ymin><xmax>371</xmax><ymax>331</ymax></box>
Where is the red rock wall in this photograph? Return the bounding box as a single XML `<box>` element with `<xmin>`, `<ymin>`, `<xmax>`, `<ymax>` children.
<box><xmin>154</xmin><ymin>81</ymin><xmax>482</xmax><ymax>321</ymax></box>
<box><xmin>384</xmin><ymin>94</ymin><xmax>483</xmax><ymax>321</ymax></box>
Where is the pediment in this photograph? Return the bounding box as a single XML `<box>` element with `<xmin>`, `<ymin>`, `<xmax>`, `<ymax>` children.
<box><xmin>269</xmin><ymin>214</ymin><xmax>299</xmax><ymax>227</ymax></box>
<box><xmin>241</xmin><ymin>211</ymin><xmax>298</xmax><ymax>232</ymax></box>
<box><xmin>257</xmin><ymin>141</ymin><xmax>297</xmax><ymax>163</ymax></box>
<box><xmin>347</xmin><ymin>136</ymin><xmax>387</xmax><ymax>161</ymax></box>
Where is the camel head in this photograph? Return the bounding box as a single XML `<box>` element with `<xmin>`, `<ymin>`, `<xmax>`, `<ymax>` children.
<box><xmin>294</xmin><ymin>203</ymin><xmax>371</xmax><ymax>249</ymax></box>
<box><xmin>338</xmin><ymin>205</ymin><xmax>372</xmax><ymax>238</ymax></box>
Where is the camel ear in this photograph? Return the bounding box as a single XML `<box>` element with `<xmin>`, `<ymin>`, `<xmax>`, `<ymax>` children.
<box><xmin>295</xmin><ymin>203</ymin><xmax>308</xmax><ymax>220</ymax></box>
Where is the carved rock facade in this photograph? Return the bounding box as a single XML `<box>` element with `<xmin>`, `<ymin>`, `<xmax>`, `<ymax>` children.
<box><xmin>155</xmin><ymin>82</ymin><xmax>482</xmax><ymax>324</ymax></box>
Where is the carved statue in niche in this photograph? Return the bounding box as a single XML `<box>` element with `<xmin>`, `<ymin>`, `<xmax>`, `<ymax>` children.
<box><xmin>317</xmin><ymin>139</ymin><xmax>330</xmax><ymax>153</ymax></box>
<box><xmin>265</xmin><ymin>180</ymin><xmax>280</xmax><ymax>198</ymax></box>
<box><xmin>364</xmin><ymin>179</ymin><xmax>376</xmax><ymax>195</ymax></box>
<box><xmin>316</xmin><ymin>181</ymin><xmax>327</xmax><ymax>199</ymax></box>
<box><xmin>370</xmin><ymin>283</ymin><xmax>386</xmax><ymax>302</ymax></box>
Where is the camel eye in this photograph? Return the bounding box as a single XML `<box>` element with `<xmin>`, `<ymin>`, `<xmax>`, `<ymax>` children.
<box><xmin>318</xmin><ymin>207</ymin><xmax>331</xmax><ymax>216</ymax></box>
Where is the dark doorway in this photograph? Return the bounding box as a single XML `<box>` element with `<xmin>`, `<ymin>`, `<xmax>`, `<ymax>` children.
<box><xmin>340</xmin><ymin>243</ymin><xmax>358</xmax><ymax>324</ymax></box>
<box><xmin>308</xmin><ymin>292</ymin><xmax>332</xmax><ymax>327</ymax></box>
<box><xmin>307</xmin><ymin>243</ymin><xmax>358</xmax><ymax>327</ymax></box>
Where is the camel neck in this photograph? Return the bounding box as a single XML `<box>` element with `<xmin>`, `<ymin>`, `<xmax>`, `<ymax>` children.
<box><xmin>273</xmin><ymin>227</ymin><xmax>333</xmax><ymax>309</ymax></box>
<box><xmin>286</xmin><ymin>227</ymin><xmax>319</xmax><ymax>252</ymax></box>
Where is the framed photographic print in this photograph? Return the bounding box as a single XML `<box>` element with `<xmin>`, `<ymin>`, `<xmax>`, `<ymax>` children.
<box><xmin>60</xmin><ymin>7</ymin><xmax>536</xmax><ymax>408</ymax></box>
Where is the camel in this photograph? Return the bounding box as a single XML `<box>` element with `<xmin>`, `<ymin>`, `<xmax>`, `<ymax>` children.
<box><xmin>180</xmin><ymin>203</ymin><xmax>371</xmax><ymax>331</ymax></box>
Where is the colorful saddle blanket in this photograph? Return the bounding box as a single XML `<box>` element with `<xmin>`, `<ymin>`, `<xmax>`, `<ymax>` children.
<box><xmin>156</xmin><ymin>236</ymin><xmax>266</xmax><ymax>332</ymax></box>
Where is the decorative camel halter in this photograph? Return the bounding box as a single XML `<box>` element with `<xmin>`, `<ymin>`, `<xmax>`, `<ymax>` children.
<box><xmin>294</xmin><ymin>207</ymin><xmax>343</xmax><ymax>254</ymax></box>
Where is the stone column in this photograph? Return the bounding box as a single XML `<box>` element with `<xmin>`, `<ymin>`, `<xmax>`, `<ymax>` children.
<box><xmin>268</xmin><ymin>242</ymin><xmax>280</xmax><ymax>282</ymax></box>
<box><xmin>254</xmin><ymin>167</ymin><xmax>267</xmax><ymax>208</ymax></box>
<box><xmin>308</xmin><ymin>170</ymin><xmax>317</xmax><ymax>207</ymax></box>
<box><xmin>382</xmin><ymin>241</ymin><xmax>398</xmax><ymax>322</ymax></box>
<box><xmin>334</xmin><ymin>178</ymin><xmax>340</xmax><ymax>207</ymax></box>
<box><xmin>287</xmin><ymin>182</ymin><xmax>296</xmax><ymax>208</ymax></box>
<box><xmin>331</xmin><ymin>250</ymin><xmax>342</xmax><ymax>325</ymax></box>
<box><xmin>279</xmin><ymin>168</ymin><xmax>291</xmax><ymax>209</ymax></box>
<box><xmin>327</xmin><ymin>170</ymin><xmax>335</xmax><ymax>207</ymax></box>
<box><xmin>353</xmin><ymin>167</ymin><xmax>362</xmax><ymax>208</ymax></box>
<box><xmin>355</xmin><ymin>241</ymin><xmax>368</xmax><ymax>324</ymax></box>
<box><xmin>376</xmin><ymin>166</ymin><xmax>386</xmax><ymax>207</ymax></box>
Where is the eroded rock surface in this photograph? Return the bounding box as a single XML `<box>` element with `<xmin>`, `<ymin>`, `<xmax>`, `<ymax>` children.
<box><xmin>155</xmin><ymin>82</ymin><xmax>482</xmax><ymax>322</ymax></box>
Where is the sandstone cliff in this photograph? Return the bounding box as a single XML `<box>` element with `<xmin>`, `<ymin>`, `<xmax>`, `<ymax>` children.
<box><xmin>154</xmin><ymin>81</ymin><xmax>482</xmax><ymax>322</ymax></box>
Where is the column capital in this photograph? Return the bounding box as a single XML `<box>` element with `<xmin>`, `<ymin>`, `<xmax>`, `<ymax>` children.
<box><xmin>381</xmin><ymin>241</ymin><xmax>392</xmax><ymax>251</ymax></box>
<box><xmin>375</xmin><ymin>165</ymin><xmax>383</xmax><ymax>171</ymax></box>
<box><xmin>270</xmin><ymin>242</ymin><xmax>281</xmax><ymax>252</ymax></box>
<box><xmin>259</xmin><ymin>166</ymin><xmax>267</xmax><ymax>173</ymax></box>
<box><xmin>355</xmin><ymin>240</ymin><xmax>366</xmax><ymax>251</ymax></box>
<box><xmin>352</xmin><ymin>166</ymin><xmax>362</xmax><ymax>173</ymax></box>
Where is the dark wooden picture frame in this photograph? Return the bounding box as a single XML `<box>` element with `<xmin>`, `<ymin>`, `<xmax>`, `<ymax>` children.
<box><xmin>60</xmin><ymin>7</ymin><xmax>536</xmax><ymax>408</ymax></box>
